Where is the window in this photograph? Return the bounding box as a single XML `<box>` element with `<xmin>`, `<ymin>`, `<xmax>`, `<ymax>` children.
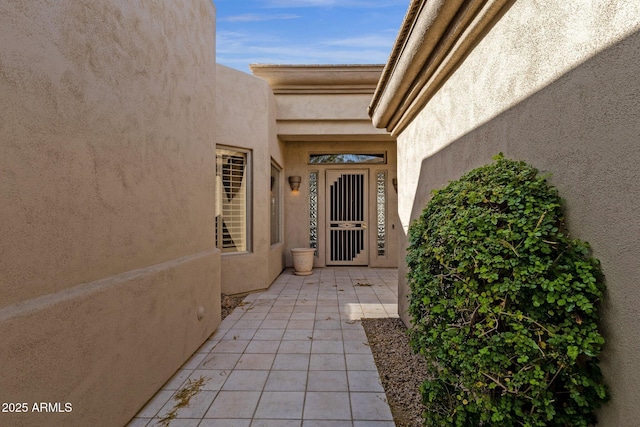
<box><xmin>216</xmin><ymin>147</ymin><xmax>251</xmax><ymax>253</ymax></box>
<box><xmin>309</xmin><ymin>153</ymin><xmax>386</xmax><ymax>164</ymax></box>
<box><xmin>270</xmin><ymin>162</ymin><xmax>281</xmax><ymax>245</ymax></box>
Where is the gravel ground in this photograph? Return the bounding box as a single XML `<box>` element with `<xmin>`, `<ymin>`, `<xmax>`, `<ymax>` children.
<box><xmin>221</xmin><ymin>294</ymin><xmax>427</xmax><ymax>426</ymax></box>
<box><xmin>362</xmin><ymin>318</ymin><xmax>428</xmax><ymax>427</ymax></box>
<box><xmin>221</xmin><ymin>293</ymin><xmax>246</xmax><ymax>320</ymax></box>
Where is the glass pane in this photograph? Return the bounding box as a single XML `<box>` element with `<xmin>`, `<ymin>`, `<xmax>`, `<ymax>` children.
<box><xmin>377</xmin><ymin>171</ymin><xmax>386</xmax><ymax>257</ymax></box>
<box><xmin>309</xmin><ymin>153</ymin><xmax>385</xmax><ymax>164</ymax></box>
<box><xmin>309</xmin><ymin>171</ymin><xmax>318</xmax><ymax>253</ymax></box>
<box><xmin>216</xmin><ymin>148</ymin><xmax>248</xmax><ymax>253</ymax></box>
<box><xmin>270</xmin><ymin>163</ymin><xmax>280</xmax><ymax>245</ymax></box>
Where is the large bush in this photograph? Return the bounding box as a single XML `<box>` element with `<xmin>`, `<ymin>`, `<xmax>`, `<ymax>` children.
<box><xmin>407</xmin><ymin>155</ymin><xmax>607</xmax><ymax>426</ymax></box>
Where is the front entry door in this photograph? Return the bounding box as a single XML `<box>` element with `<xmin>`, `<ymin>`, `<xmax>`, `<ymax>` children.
<box><xmin>325</xmin><ymin>170</ymin><xmax>368</xmax><ymax>265</ymax></box>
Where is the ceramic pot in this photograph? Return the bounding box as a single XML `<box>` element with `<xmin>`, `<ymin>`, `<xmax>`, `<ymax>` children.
<box><xmin>291</xmin><ymin>248</ymin><xmax>316</xmax><ymax>276</ymax></box>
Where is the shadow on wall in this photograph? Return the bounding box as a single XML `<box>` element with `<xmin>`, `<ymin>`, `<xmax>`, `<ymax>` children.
<box><xmin>401</xmin><ymin>29</ymin><xmax>640</xmax><ymax>426</ymax></box>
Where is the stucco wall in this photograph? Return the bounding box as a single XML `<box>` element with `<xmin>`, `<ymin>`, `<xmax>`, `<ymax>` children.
<box><xmin>0</xmin><ymin>1</ymin><xmax>220</xmax><ymax>426</ymax></box>
<box><xmin>394</xmin><ymin>1</ymin><xmax>640</xmax><ymax>425</ymax></box>
<box><xmin>277</xmin><ymin>93</ymin><xmax>394</xmax><ymax>141</ymax></box>
<box><xmin>284</xmin><ymin>141</ymin><xmax>399</xmax><ymax>269</ymax></box>
<box><xmin>215</xmin><ymin>64</ymin><xmax>284</xmax><ymax>294</ymax></box>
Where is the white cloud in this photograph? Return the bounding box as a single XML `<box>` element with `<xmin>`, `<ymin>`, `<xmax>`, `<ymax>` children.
<box><xmin>217</xmin><ymin>36</ymin><xmax>392</xmax><ymax>71</ymax></box>
<box><xmin>260</xmin><ymin>0</ymin><xmax>405</xmax><ymax>8</ymax></box>
<box><xmin>215</xmin><ymin>1</ymin><xmax>406</xmax><ymax>72</ymax></box>
<box><xmin>321</xmin><ymin>34</ymin><xmax>397</xmax><ymax>49</ymax></box>
<box><xmin>220</xmin><ymin>13</ymin><xmax>300</xmax><ymax>23</ymax></box>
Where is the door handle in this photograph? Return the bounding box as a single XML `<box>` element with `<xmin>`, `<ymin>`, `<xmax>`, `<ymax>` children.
<box><xmin>362</xmin><ymin>223</ymin><xmax>367</xmax><ymax>230</ymax></box>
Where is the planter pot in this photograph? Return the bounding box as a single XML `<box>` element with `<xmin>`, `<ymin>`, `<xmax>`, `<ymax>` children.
<box><xmin>291</xmin><ymin>248</ymin><xmax>316</xmax><ymax>276</ymax></box>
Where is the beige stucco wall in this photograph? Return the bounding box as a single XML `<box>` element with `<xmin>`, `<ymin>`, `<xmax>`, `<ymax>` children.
<box><xmin>0</xmin><ymin>1</ymin><xmax>220</xmax><ymax>426</ymax></box>
<box><xmin>277</xmin><ymin>93</ymin><xmax>394</xmax><ymax>142</ymax></box>
<box><xmin>215</xmin><ymin>64</ymin><xmax>284</xmax><ymax>294</ymax></box>
<box><xmin>250</xmin><ymin>65</ymin><xmax>399</xmax><ymax>271</ymax></box>
<box><xmin>391</xmin><ymin>1</ymin><xmax>640</xmax><ymax>425</ymax></box>
<box><xmin>284</xmin><ymin>141</ymin><xmax>399</xmax><ymax>269</ymax></box>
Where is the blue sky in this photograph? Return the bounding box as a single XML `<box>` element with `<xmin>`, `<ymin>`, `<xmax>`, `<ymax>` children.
<box><xmin>215</xmin><ymin>0</ymin><xmax>409</xmax><ymax>73</ymax></box>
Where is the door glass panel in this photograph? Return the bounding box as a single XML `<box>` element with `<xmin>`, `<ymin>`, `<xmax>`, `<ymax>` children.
<box><xmin>309</xmin><ymin>153</ymin><xmax>385</xmax><ymax>164</ymax></box>
<box><xmin>309</xmin><ymin>171</ymin><xmax>318</xmax><ymax>253</ymax></box>
<box><xmin>377</xmin><ymin>171</ymin><xmax>386</xmax><ymax>257</ymax></box>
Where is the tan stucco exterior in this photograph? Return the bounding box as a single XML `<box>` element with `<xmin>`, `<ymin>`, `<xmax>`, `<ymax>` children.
<box><xmin>215</xmin><ymin>64</ymin><xmax>285</xmax><ymax>295</ymax></box>
<box><xmin>0</xmin><ymin>1</ymin><xmax>220</xmax><ymax>426</ymax></box>
<box><xmin>252</xmin><ymin>65</ymin><xmax>399</xmax><ymax>270</ymax></box>
<box><xmin>283</xmin><ymin>140</ymin><xmax>398</xmax><ymax>269</ymax></box>
<box><xmin>370</xmin><ymin>0</ymin><xmax>640</xmax><ymax>424</ymax></box>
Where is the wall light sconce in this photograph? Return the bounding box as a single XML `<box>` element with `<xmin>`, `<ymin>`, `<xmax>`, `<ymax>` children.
<box><xmin>392</xmin><ymin>178</ymin><xmax>398</xmax><ymax>193</ymax></box>
<box><xmin>288</xmin><ymin>176</ymin><xmax>301</xmax><ymax>191</ymax></box>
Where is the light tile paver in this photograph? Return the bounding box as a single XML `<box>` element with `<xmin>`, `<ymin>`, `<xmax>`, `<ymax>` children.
<box><xmin>264</xmin><ymin>370</ymin><xmax>308</xmax><ymax>391</ymax></box>
<box><xmin>254</xmin><ymin>391</ymin><xmax>305</xmax><ymax>419</ymax></box>
<box><xmin>204</xmin><ymin>391</ymin><xmax>261</xmax><ymax>418</ymax></box>
<box><xmin>131</xmin><ymin>267</ymin><xmax>398</xmax><ymax>426</ymax></box>
<box><xmin>157</xmin><ymin>390</ymin><xmax>217</xmax><ymax>419</ymax></box>
<box><xmin>252</xmin><ymin>328</ymin><xmax>285</xmax><ymax>341</ymax></box>
<box><xmin>236</xmin><ymin>353</ymin><xmax>276</xmax><ymax>370</ymax></box>
<box><xmin>134</xmin><ymin>390</ymin><xmax>173</xmax><ymax>418</ymax></box>
<box><xmin>343</xmin><ymin>341</ymin><xmax>371</xmax><ymax>354</ymax></box>
<box><xmin>199</xmin><ymin>420</ymin><xmax>251</xmax><ymax>427</ymax></box>
<box><xmin>222</xmin><ymin>370</ymin><xmax>269</xmax><ymax>391</ymax></box>
<box><xmin>353</xmin><ymin>422</ymin><xmax>395</xmax><ymax>427</ymax></box>
<box><xmin>350</xmin><ymin>392</ymin><xmax>394</xmax><ymax>421</ymax></box>
<box><xmin>345</xmin><ymin>353</ymin><xmax>377</xmax><ymax>371</ymax></box>
<box><xmin>303</xmin><ymin>422</ymin><xmax>353</xmax><ymax>427</ymax></box>
<box><xmin>161</xmin><ymin>370</ymin><xmax>192</xmax><ymax>391</ymax></box>
<box><xmin>252</xmin><ymin>420</ymin><xmax>302</xmax><ymax>427</ymax></box>
<box><xmin>223</xmin><ymin>329</ymin><xmax>256</xmax><ymax>340</ymax></box>
<box><xmin>245</xmin><ymin>340</ymin><xmax>281</xmax><ymax>354</ymax></box>
<box><xmin>278</xmin><ymin>340</ymin><xmax>312</xmax><ymax>354</ymax></box>
<box><xmin>307</xmin><ymin>370</ymin><xmax>348</xmax><ymax>392</ymax></box>
<box><xmin>212</xmin><ymin>339</ymin><xmax>251</xmax><ymax>353</ymax></box>
<box><xmin>304</xmin><ymin>392</ymin><xmax>351</xmax><ymax>420</ymax></box>
<box><xmin>309</xmin><ymin>353</ymin><xmax>346</xmax><ymax>371</ymax></box>
<box><xmin>273</xmin><ymin>353</ymin><xmax>310</xmax><ymax>370</ymax></box>
<box><xmin>348</xmin><ymin>370</ymin><xmax>385</xmax><ymax>392</ymax></box>
<box><xmin>198</xmin><ymin>353</ymin><xmax>241</xmax><ymax>370</ymax></box>
<box><xmin>186</xmin><ymin>369</ymin><xmax>228</xmax><ymax>390</ymax></box>
<box><xmin>283</xmin><ymin>329</ymin><xmax>314</xmax><ymax>340</ymax></box>
<box><xmin>311</xmin><ymin>340</ymin><xmax>344</xmax><ymax>354</ymax></box>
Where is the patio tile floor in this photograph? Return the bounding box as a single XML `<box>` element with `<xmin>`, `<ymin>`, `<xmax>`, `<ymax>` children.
<box><xmin>128</xmin><ymin>267</ymin><xmax>398</xmax><ymax>427</ymax></box>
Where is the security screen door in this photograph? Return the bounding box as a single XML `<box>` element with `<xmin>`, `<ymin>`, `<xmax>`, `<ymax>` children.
<box><xmin>325</xmin><ymin>170</ymin><xmax>368</xmax><ymax>265</ymax></box>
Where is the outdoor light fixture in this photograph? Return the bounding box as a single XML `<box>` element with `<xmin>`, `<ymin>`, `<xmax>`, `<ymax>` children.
<box><xmin>288</xmin><ymin>176</ymin><xmax>301</xmax><ymax>191</ymax></box>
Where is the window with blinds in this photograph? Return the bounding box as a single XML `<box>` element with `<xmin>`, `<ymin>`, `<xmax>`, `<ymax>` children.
<box><xmin>270</xmin><ymin>162</ymin><xmax>281</xmax><ymax>245</ymax></box>
<box><xmin>216</xmin><ymin>147</ymin><xmax>250</xmax><ymax>253</ymax></box>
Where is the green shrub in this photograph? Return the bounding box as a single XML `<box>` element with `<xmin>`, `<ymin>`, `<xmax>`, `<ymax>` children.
<box><xmin>407</xmin><ymin>155</ymin><xmax>608</xmax><ymax>427</ymax></box>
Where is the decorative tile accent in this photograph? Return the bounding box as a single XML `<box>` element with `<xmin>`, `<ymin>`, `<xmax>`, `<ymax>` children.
<box><xmin>309</xmin><ymin>171</ymin><xmax>318</xmax><ymax>252</ymax></box>
<box><xmin>376</xmin><ymin>171</ymin><xmax>387</xmax><ymax>257</ymax></box>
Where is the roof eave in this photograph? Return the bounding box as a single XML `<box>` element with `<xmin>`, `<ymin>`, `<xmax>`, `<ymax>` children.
<box><xmin>369</xmin><ymin>0</ymin><xmax>513</xmax><ymax>136</ymax></box>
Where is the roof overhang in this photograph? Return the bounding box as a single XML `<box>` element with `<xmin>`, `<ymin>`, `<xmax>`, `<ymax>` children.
<box><xmin>368</xmin><ymin>0</ymin><xmax>512</xmax><ymax>136</ymax></box>
<box><xmin>250</xmin><ymin>64</ymin><xmax>384</xmax><ymax>94</ymax></box>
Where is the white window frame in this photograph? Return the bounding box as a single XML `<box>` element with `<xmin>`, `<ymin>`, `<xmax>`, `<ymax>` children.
<box><xmin>270</xmin><ymin>160</ymin><xmax>282</xmax><ymax>246</ymax></box>
<box><xmin>216</xmin><ymin>146</ymin><xmax>252</xmax><ymax>254</ymax></box>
